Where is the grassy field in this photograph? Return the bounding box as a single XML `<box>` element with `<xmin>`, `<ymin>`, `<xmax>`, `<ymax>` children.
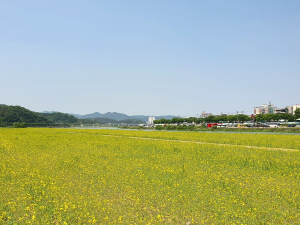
<box><xmin>1</xmin><ymin>128</ymin><xmax>300</xmax><ymax>224</ymax></box>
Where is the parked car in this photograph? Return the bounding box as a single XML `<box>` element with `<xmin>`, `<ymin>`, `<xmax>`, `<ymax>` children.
<box><xmin>287</xmin><ymin>124</ymin><xmax>296</xmax><ymax>127</ymax></box>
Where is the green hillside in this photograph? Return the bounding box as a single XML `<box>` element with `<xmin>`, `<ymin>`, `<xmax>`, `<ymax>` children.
<box><xmin>0</xmin><ymin>105</ymin><xmax>51</xmax><ymax>126</ymax></box>
<box><xmin>40</xmin><ymin>112</ymin><xmax>79</xmax><ymax>124</ymax></box>
<box><xmin>0</xmin><ymin>105</ymin><xmax>147</xmax><ymax>127</ymax></box>
<box><xmin>0</xmin><ymin>105</ymin><xmax>80</xmax><ymax>127</ymax></box>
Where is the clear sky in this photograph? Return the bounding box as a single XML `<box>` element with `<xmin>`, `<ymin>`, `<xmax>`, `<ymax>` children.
<box><xmin>1</xmin><ymin>0</ymin><xmax>299</xmax><ymax>116</ymax></box>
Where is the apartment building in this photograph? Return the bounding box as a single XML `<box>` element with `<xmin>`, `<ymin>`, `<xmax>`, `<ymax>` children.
<box><xmin>254</xmin><ymin>103</ymin><xmax>300</xmax><ymax>115</ymax></box>
<box><xmin>200</xmin><ymin>111</ymin><xmax>212</xmax><ymax>118</ymax></box>
<box><xmin>286</xmin><ymin>104</ymin><xmax>300</xmax><ymax>115</ymax></box>
<box><xmin>253</xmin><ymin>103</ymin><xmax>274</xmax><ymax>115</ymax></box>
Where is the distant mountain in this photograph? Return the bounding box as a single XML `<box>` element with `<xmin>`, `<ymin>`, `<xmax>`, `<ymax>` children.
<box><xmin>0</xmin><ymin>105</ymin><xmax>161</xmax><ymax>126</ymax></box>
<box><xmin>71</xmin><ymin>112</ymin><xmax>181</xmax><ymax>122</ymax></box>
<box><xmin>88</xmin><ymin>117</ymin><xmax>146</xmax><ymax>124</ymax></box>
<box><xmin>79</xmin><ymin>112</ymin><xmax>131</xmax><ymax>120</ymax></box>
<box><xmin>69</xmin><ymin>113</ymin><xmax>84</xmax><ymax>119</ymax></box>
<box><xmin>41</xmin><ymin>111</ymin><xmax>59</xmax><ymax>113</ymax></box>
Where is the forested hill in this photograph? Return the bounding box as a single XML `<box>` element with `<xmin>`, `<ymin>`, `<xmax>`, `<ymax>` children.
<box><xmin>0</xmin><ymin>105</ymin><xmax>79</xmax><ymax>126</ymax></box>
<box><xmin>71</xmin><ymin>112</ymin><xmax>181</xmax><ymax>122</ymax></box>
<box><xmin>0</xmin><ymin>105</ymin><xmax>146</xmax><ymax>126</ymax></box>
<box><xmin>0</xmin><ymin>104</ymin><xmax>51</xmax><ymax>124</ymax></box>
<box><xmin>40</xmin><ymin>112</ymin><xmax>79</xmax><ymax>124</ymax></box>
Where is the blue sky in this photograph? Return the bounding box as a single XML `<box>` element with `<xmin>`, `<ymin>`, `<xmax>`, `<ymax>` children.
<box><xmin>1</xmin><ymin>0</ymin><xmax>299</xmax><ymax>116</ymax></box>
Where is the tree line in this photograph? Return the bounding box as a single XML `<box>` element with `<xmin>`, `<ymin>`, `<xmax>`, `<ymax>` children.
<box><xmin>255</xmin><ymin>109</ymin><xmax>300</xmax><ymax>122</ymax></box>
<box><xmin>40</xmin><ymin>112</ymin><xmax>79</xmax><ymax>124</ymax></box>
<box><xmin>154</xmin><ymin>109</ymin><xmax>300</xmax><ymax>124</ymax></box>
<box><xmin>154</xmin><ymin>114</ymin><xmax>252</xmax><ymax>124</ymax></box>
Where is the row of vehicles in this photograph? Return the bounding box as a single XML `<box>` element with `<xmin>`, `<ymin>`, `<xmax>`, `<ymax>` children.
<box><xmin>206</xmin><ymin>123</ymin><xmax>252</xmax><ymax>128</ymax></box>
<box><xmin>206</xmin><ymin>123</ymin><xmax>300</xmax><ymax>128</ymax></box>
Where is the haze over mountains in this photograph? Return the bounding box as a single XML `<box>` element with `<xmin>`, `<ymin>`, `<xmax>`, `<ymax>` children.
<box><xmin>68</xmin><ymin>112</ymin><xmax>180</xmax><ymax>122</ymax></box>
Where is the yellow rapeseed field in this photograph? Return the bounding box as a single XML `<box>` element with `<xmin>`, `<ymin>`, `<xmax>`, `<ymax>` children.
<box><xmin>1</xmin><ymin>128</ymin><xmax>300</xmax><ymax>224</ymax></box>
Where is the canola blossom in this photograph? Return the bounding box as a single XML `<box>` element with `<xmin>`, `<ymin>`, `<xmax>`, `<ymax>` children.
<box><xmin>1</xmin><ymin>128</ymin><xmax>300</xmax><ymax>224</ymax></box>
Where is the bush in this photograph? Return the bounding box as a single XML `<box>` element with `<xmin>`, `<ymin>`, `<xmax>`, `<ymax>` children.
<box><xmin>166</xmin><ymin>125</ymin><xmax>177</xmax><ymax>130</ymax></box>
<box><xmin>12</xmin><ymin>122</ymin><xmax>27</xmax><ymax>128</ymax></box>
<box><xmin>177</xmin><ymin>125</ymin><xmax>187</xmax><ymax>130</ymax></box>
<box><xmin>200</xmin><ymin>123</ymin><xmax>207</xmax><ymax>128</ymax></box>
<box><xmin>156</xmin><ymin>125</ymin><xmax>163</xmax><ymax>130</ymax></box>
<box><xmin>187</xmin><ymin>125</ymin><xmax>195</xmax><ymax>131</ymax></box>
<box><xmin>211</xmin><ymin>125</ymin><xmax>217</xmax><ymax>131</ymax></box>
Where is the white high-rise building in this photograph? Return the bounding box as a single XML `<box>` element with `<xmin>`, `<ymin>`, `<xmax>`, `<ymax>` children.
<box><xmin>286</xmin><ymin>104</ymin><xmax>300</xmax><ymax>115</ymax></box>
<box><xmin>148</xmin><ymin>116</ymin><xmax>155</xmax><ymax>125</ymax></box>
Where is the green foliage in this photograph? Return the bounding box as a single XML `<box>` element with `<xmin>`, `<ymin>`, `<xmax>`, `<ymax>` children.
<box><xmin>205</xmin><ymin>115</ymin><xmax>215</xmax><ymax>123</ymax></box>
<box><xmin>177</xmin><ymin>125</ymin><xmax>188</xmax><ymax>130</ymax></box>
<box><xmin>86</xmin><ymin>117</ymin><xmax>146</xmax><ymax>125</ymax></box>
<box><xmin>12</xmin><ymin>122</ymin><xmax>27</xmax><ymax>128</ymax></box>
<box><xmin>156</xmin><ymin>114</ymin><xmax>253</xmax><ymax>125</ymax></box>
<box><xmin>0</xmin><ymin>117</ymin><xmax>4</xmax><ymax>127</ymax></box>
<box><xmin>236</xmin><ymin>114</ymin><xmax>252</xmax><ymax>122</ymax></box>
<box><xmin>200</xmin><ymin>123</ymin><xmax>207</xmax><ymax>128</ymax></box>
<box><xmin>118</xmin><ymin>119</ymin><xmax>146</xmax><ymax>124</ymax></box>
<box><xmin>294</xmin><ymin>108</ymin><xmax>300</xmax><ymax>119</ymax></box>
<box><xmin>255</xmin><ymin>114</ymin><xmax>264</xmax><ymax>122</ymax></box>
<box><xmin>187</xmin><ymin>117</ymin><xmax>197</xmax><ymax>123</ymax></box>
<box><xmin>41</xmin><ymin>112</ymin><xmax>79</xmax><ymax>124</ymax></box>
<box><xmin>166</xmin><ymin>125</ymin><xmax>174</xmax><ymax>130</ymax></box>
<box><xmin>227</xmin><ymin>115</ymin><xmax>236</xmax><ymax>122</ymax></box>
<box><xmin>187</xmin><ymin>125</ymin><xmax>196</xmax><ymax>131</ymax></box>
<box><xmin>0</xmin><ymin>105</ymin><xmax>51</xmax><ymax>124</ymax></box>
<box><xmin>170</xmin><ymin>117</ymin><xmax>179</xmax><ymax>123</ymax></box>
<box><xmin>155</xmin><ymin>125</ymin><xmax>163</xmax><ymax>130</ymax></box>
<box><xmin>255</xmin><ymin>113</ymin><xmax>295</xmax><ymax>122</ymax></box>
<box><xmin>0</xmin><ymin>105</ymin><xmax>80</xmax><ymax>126</ymax></box>
<box><xmin>211</xmin><ymin>125</ymin><xmax>217</xmax><ymax>131</ymax></box>
<box><xmin>159</xmin><ymin>124</ymin><xmax>196</xmax><ymax>131</ymax></box>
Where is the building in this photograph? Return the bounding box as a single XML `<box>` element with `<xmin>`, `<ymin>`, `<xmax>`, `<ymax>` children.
<box><xmin>254</xmin><ymin>103</ymin><xmax>300</xmax><ymax>115</ymax></box>
<box><xmin>200</xmin><ymin>111</ymin><xmax>212</xmax><ymax>118</ymax></box>
<box><xmin>147</xmin><ymin>116</ymin><xmax>155</xmax><ymax>126</ymax></box>
<box><xmin>286</xmin><ymin>104</ymin><xmax>300</xmax><ymax>115</ymax></box>
<box><xmin>273</xmin><ymin>107</ymin><xmax>286</xmax><ymax>114</ymax></box>
<box><xmin>253</xmin><ymin>102</ymin><xmax>274</xmax><ymax>115</ymax></box>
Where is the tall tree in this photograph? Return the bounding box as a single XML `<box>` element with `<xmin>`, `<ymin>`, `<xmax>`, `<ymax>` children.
<box><xmin>294</xmin><ymin>108</ymin><xmax>300</xmax><ymax>119</ymax></box>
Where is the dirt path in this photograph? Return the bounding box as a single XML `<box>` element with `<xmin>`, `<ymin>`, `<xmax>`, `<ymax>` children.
<box><xmin>99</xmin><ymin>134</ymin><xmax>299</xmax><ymax>152</ymax></box>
